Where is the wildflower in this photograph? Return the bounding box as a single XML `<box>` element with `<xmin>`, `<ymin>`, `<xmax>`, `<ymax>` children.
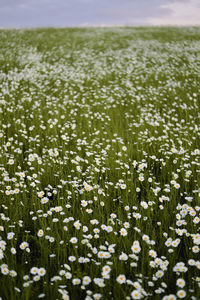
<box><xmin>119</xmin><ymin>252</ymin><xmax>128</xmax><ymax>261</ymax></box>
<box><xmin>65</xmin><ymin>272</ymin><xmax>72</xmax><ymax>279</ymax></box>
<box><xmin>192</xmin><ymin>234</ymin><xmax>200</xmax><ymax>245</ymax></box>
<box><xmin>41</xmin><ymin>197</ymin><xmax>49</xmax><ymax>204</ymax></box>
<box><xmin>193</xmin><ymin>217</ymin><xmax>200</xmax><ymax>224</ymax></box>
<box><xmin>138</xmin><ymin>176</ymin><xmax>144</xmax><ymax>182</ymax></box>
<box><xmin>131</xmin><ymin>241</ymin><xmax>141</xmax><ymax>254</ymax></box>
<box><xmin>156</xmin><ymin>270</ymin><xmax>164</xmax><ymax>278</ymax></box>
<box><xmin>120</xmin><ymin>183</ymin><xmax>126</xmax><ymax>189</ymax></box>
<box><xmin>81</xmin><ymin>200</ymin><xmax>88</xmax><ymax>207</ymax></box>
<box><xmin>176</xmin><ymin>279</ymin><xmax>185</xmax><ymax>288</ymax></box>
<box><xmin>33</xmin><ymin>275</ymin><xmax>40</xmax><ymax>281</ymax></box>
<box><xmin>7</xmin><ymin>232</ymin><xmax>15</xmax><ymax>240</ymax></box>
<box><xmin>38</xmin><ymin>294</ymin><xmax>46</xmax><ymax>299</ymax></box>
<box><xmin>82</xmin><ymin>276</ymin><xmax>91</xmax><ymax>285</ymax></box>
<box><xmin>131</xmin><ymin>290</ymin><xmax>142</xmax><ymax>299</ymax></box>
<box><xmin>142</xmin><ymin>235</ymin><xmax>150</xmax><ymax>243</ymax></box>
<box><xmin>140</xmin><ymin>201</ymin><xmax>148</xmax><ymax>209</ymax></box>
<box><xmin>168</xmin><ymin>295</ymin><xmax>177</xmax><ymax>300</ymax></box>
<box><xmin>177</xmin><ymin>290</ymin><xmax>186</xmax><ymax>298</ymax></box>
<box><xmin>94</xmin><ymin>278</ymin><xmax>105</xmax><ymax>287</ymax></box>
<box><xmin>37</xmin><ymin>229</ymin><xmax>44</xmax><ymax>237</ymax></box>
<box><xmin>120</xmin><ymin>228</ymin><xmax>128</xmax><ymax>236</ymax></box>
<box><xmin>38</xmin><ymin>268</ymin><xmax>46</xmax><ymax>276</ymax></box>
<box><xmin>93</xmin><ymin>294</ymin><xmax>102</xmax><ymax>300</ymax></box>
<box><xmin>106</xmin><ymin>226</ymin><xmax>113</xmax><ymax>233</ymax></box>
<box><xmin>49</xmin><ymin>237</ymin><xmax>55</xmax><ymax>243</ymax></box>
<box><xmin>8</xmin><ymin>159</ymin><xmax>14</xmax><ymax>165</ymax></box>
<box><xmin>72</xmin><ymin>278</ymin><xmax>81</xmax><ymax>285</ymax></box>
<box><xmin>102</xmin><ymin>265</ymin><xmax>111</xmax><ymax>273</ymax></box>
<box><xmin>149</xmin><ymin>250</ymin><xmax>157</xmax><ymax>258</ymax></box>
<box><xmin>116</xmin><ymin>274</ymin><xmax>126</xmax><ymax>284</ymax></box>
<box><xmin>10</xmin><ymin>270</ymin><xmax>17</xmax><ymax>277</ymax></box>
<box><xmin>70</xmin><ymin>237</ymin><xmax>78</xmax><ymax>244</ymax></box>
<box><xmin>20</xmin><ymin>242</ymin><xmax>29</xmax><ymax>250</ymax></box>
<box><xmin>1</xmin><ymin>267</ymin><xmax>9</xmax><ymax>275</ymax></box>
<box><xmin>11</xmin><ymin>248</ymin><xmax>16</xmax><ymax>254</ymax></box>
<box><xmin>68</xmin><ymin>256</ymin><xmax>76</xmax><ymax>262</ymax></box>
<box><xmin>30</xmin><ymin>267</ymin><xmax>38</xmax><ymax>275</ymax></box>
<box><xmin>188</xmin><ymin>259</ymin><xmax>195</xmax><ymax>266</ymax></box>
<box><xmin>192</xmin><ymin>246</ymin><xmax>199</xmax><ymax>253</ymax></box>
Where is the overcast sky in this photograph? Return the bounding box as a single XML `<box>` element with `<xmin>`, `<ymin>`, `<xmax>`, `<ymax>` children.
<box><xmin>0</xmin><ymin>0</ymin><xmax>199</xmax><ymax>28</ymax></box>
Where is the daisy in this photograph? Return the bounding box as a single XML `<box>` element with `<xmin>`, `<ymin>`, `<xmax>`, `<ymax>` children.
<box><xmin>120</xmin><ymin>228</ymin><xmax>128</xmax><ymax>236</ymax></box>
<box><xmin>82</xmin><ymin>276</ymin><xmax>91</xmax><ymax>285</ymax></box>
<box><xmin>116</xmin><ymin>274</ymin><xmax>126</xmax><ymax>284</ymax></box>
<box><xmin>70</xmin><ymin>237</ymin><xmax>78</xmax><ymax>244</ymax></box>
<box><xmin>176</xmin><ymin>279</ymin><xmax>185</xmax><ymax>288</ymax></box>
<box><xmin>131</xmin><ymin>290</ymin><xmax>142</xmax><ymax>299</ymax></box>
<box><xmin>38</xmin><ymin>268</ymin><xmax>46</xmax><ymax>276</ymax></box>
<box><xmin>177</xmin><ymin>290</ymin><xmax>186</xmax><ymax>298</ymax></box>
<box><xmin>72</xmin><ymin>278</ymin><xmax>81</xmax><ymax>285</ymax></box>
<box><xmin>30</xmin><ymin>267</ymin><xmax>38</xmax><ymax>275</ymax></box>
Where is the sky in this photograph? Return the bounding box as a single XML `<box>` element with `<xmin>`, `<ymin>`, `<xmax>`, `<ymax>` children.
<box><xmin>0</xmin><ymin>0</ymin><xmax>199</xmax><ymax>28</ymax></box>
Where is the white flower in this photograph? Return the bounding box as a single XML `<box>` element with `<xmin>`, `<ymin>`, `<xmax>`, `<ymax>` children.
<box><xmin>120</xmin><ymin>183</ymin><xmax>126</xmax><ymax>189</ymax></box>
<box><xmin>72</xmin><ymin>278</ymin><xmax>81</xmax><ymax>285</ymax></box>
<box><xmin>30</xmin><ymin>267</ymin><xmax>38</xmax><ymax>275</ymax></box>
<box><xmin>192</xmin><ymin>246</ymin><xmax>199</xmax><ymax>253</ymax></box>
<box><xmin>70</xmin><ymin>237</ymin><xmax>78</xmax><ymax>244</ymax></box>
<box><xmin>120</xmin><ymin>228</ymin><xmax>128</xmax><ymax>236</ymax></box>
<box><xmin>37</xmin><ymin>230</ymin><xmax>44</xmax><ymax>237</ymax></box>
<box><xmin>11</xmin><ymin>248</ymin><xmax>16</xmax><ymax>254</ymax></box>
<box><xmin>38</xmin><ymin>268</ymin><xmax>46</xmax><ymax>276</ymax></box>
<box><xmin>65</xmin><ymin>272</ymin><xmax>72</xmax><ymax>279</ymax></box>
<box><xmin>7</xmin><ymin>232</ymin><xmax>15</xmax><ymax>240</ymax></box>
<box><xmin>8</xmin><ymin>159</ymin><xmax>14</xmax><ymax>165</ymax></box>
<box><xmin>9</xmin><ymin>270</ymin><xmax>17</xmax><ymax>277</ymax></box>
<box><xmin>131</xmin><ymin>241</ymin><xmax>141</xmax><ymax>254</ymax></box>
<box><xmin>68</xmin><ymin>256</ymin><xmax>76</xmax><ymax>262</ymax></box>
<box><xmin>177</xmin><ymin>290</ymin><xmax>186</xmax><ymax>298</ymax></box>
<box><xmin>116</xmin><ymin>274</ymin><xmax>126</xmax><ymax>284</ymax></box>
<box><xmin>176</xmin><ymin>279</ymin><xmax>185</xmax><ymax>288</ymax></box>
<box><xmin>155</xmin><ymin>270</ymin><xmax>164</xmax><ymax>278</ymax></box>
<box><xmin>41</xmin><ymin>197</ymin><xmax>49</xmax><ymax>204</ymax></box>
<box><xmin>138</xmin><ymin>176</ymin><xmax>144</xmax><ymax>182</ymax></box>
<box><xmin>188</xmin><ymin>259</ymin><xmax>195</xmax><ymax>266</ymax></box>
<box><xmin>98</xmin><ymin>251</ymin><xmax>111</xmax><ymax>259</ymax></box>
<box><xmin>93</xmin><ymin>293</ymin><xmax>102</xmax><ymax>300</ymax></box>
<box><xmin>33</xmin><ymin>275</ymin><xmax>40</xmax><ymax>281</ymax></box>
<box><xmin>192</xmin><ymin>234</ymin><xmax>200</xmax><ymax>245</ymax></box>
<box><xmin>82</xmin><ymin>276</ymin><xmax>91</xmax><ymax>285</ymax></box>
<box><xmin>102</xmin><ymin>265</ymin><xmax>111</xmax><ymax>273</ymax></box>
<box><xmin>149</xmin><ymin>250</ymin><xmax>157</xmax><ymax>258</ymax></box>
<box><xmin>94</xmin><ymin>278</ymin><xmax>105</xmax><ymax>287</ymax></box>
<box><xmin>119</xmin><ymin>252</ymin><xmax>128</xmax><ymax>261</ymax></box>
<box><xmin>131</xmin><ymin>290</ymin><xmax>142</xmax><ymax>299</ymax></box>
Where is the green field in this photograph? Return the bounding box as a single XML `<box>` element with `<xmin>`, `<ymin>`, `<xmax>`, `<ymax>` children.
<box><xmin>0</xmin><ymin>27</ymin><xmax>200</xmax><ymax>300</ymax></box>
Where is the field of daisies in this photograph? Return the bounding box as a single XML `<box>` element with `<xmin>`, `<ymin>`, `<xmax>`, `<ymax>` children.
<box><xmin>0</xmin><ymin>27</ymin><xmax>200</xmax><ymax>300</ymax></box>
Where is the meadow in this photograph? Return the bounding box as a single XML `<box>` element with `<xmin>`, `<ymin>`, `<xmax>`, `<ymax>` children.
<box><xmin>0</xmin><ymin>26</ymin><xmax>200</xmax><ymax>300</ymax></box>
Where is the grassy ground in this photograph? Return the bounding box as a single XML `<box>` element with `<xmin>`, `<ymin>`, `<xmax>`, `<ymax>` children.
<box><xmin>0</xmin><ymin>27</ymin><xmax>200</xmax><ymax>300</ymax></box>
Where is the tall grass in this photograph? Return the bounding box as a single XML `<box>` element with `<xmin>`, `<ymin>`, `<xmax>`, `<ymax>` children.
<box><xmin>0</xmin><ymin>26</ymin><xmax>200</xmax><ymax>300</ymax></box>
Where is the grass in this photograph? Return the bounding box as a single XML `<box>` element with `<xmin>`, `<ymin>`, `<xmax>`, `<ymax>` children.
<box><xmin>0</xmin><ymin>26</ymin><xmax>200</xmax><ymax>300</ymax></box>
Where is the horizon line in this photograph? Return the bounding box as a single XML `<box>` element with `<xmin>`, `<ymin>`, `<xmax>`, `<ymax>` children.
<box><xmin>0</xmin><ymin>24</ymin><xmax>200</xmax><ymax>30</ymax></box>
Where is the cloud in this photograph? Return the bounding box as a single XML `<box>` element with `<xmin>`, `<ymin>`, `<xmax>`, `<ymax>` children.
<box><xmin>149</xmin><ymin>0</ymin><xmax>200</xmax><ymax>25</ymax></box>
<box><xmin>0</xmin><ymin>0</ymin><xmax>199</xmax><ymax>27</ymax></box>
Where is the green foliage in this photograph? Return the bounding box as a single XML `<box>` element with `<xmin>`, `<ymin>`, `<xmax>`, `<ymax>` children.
<box><xmin>0</xmin><ymin>26</ymin><xmax>200</xmax><ymax>300</ymax></box>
